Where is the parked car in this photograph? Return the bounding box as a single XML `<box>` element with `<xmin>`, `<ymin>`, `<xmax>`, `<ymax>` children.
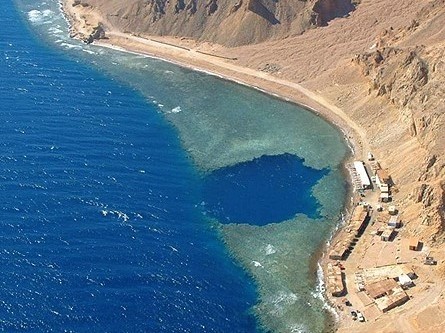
<box><xmin>357</xmin><ymin>310</ymin><xmax>365</xmax><ymax>322</ymax></box>
<box><xmin>424</xmin><ymin>256</ymin><xmax>438</xmax><ymax>265</ymax></box>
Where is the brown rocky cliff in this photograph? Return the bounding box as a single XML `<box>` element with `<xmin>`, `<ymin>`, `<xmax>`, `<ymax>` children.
<box><xmin>68</xmin><ymin>2</ymin><xmax>107</xmax><ymax>43</ymax></box>
<box><xmin>78</xmin><ymin>0</ymin><xmax>357</xmax><ymax>46</ymax></box>
<box><xmin>312</xmin><ymin>0</ymin><xmax>357</xmax><ymax>26</ymax></box>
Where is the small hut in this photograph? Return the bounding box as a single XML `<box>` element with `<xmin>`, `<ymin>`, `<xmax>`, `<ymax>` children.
<box><xmin>408</xmin><ymin>238</ymin><xmax>420</xmax><ymax>251</ymax></box>
<box><xmin>398</xmin><ymin>274</ymin><xmax>414</xmax><ymax>288</ymax></box>
<box><xmin>380</xmin><ymin>184</ymin><xmax>389</xmax><ymax>193</ymax></box>
<box><xmin>388</xmin><ymin>216</ymin><xmax>401</xmax><ymax>228</ymax></box>
<box><xmin>381</xmin><ymin>228</ymin><xmax>395</xmax><ymax>242</ymax></box>
<box><xmin>388</xmin><ymin>206</ymin><xmax>398</xmax><ymax>215</ymax></box>
<box><xmin>376</xmin><ymin>169</ymin><xmax>390</xmax><ymax>188</ymax></box>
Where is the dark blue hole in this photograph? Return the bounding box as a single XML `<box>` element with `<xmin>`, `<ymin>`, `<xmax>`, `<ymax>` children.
<box><xmin>202</xmin><ymin>154</ymin><xmax>328</xmax><ymax>225</ymax></box>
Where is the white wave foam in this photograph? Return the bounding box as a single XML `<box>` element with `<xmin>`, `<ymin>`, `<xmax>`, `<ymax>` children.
<box><xmin>163</xmin><ymin>106</ymin><xmax>182</xmax><ymax>114</ymax></box>
<box><xmin>268</xmin><ymin>291</ymin><xmax>299</xmax><ymax>316</ymax></box>
<box><xmin>82</xmin><ymin>49</ymin><xmax>97</xmax><ymax>55</ymax></box>
<box><xmin>168</xmin><ymin>246</ymin><xmax>178</xmax><ymax>252</ymax></box>
<box><xmin>170</xmin><ymin>106</ymin><xmax>182</xmax><ymax>114</ymax></box>
<box><xmin>48</xmin><ymin>27</ymin><xmax>63</xmax><ymax>34</ymax></box>
<box><xmin>60</xmin><ymin>42</ymin><xmax>82</xmax><ymax>50</ymax></box>
<box><xmin>27</xmin><ymin>9</ymin><xmax>54</xmax><ymax>25</ymax></box>
<box><xmin>288</xmin><ymin>323</ymin><xmax>308</xmax><ymax>333</ymax></box>
<box><xmin>28</xmin><ymin>10</ymin><xmax>41</xmax><ymax>23</ymax></box>
<box><xmin>273</xmin><ymin>291</ymin><xmax>298</xmax><ymax>306</ymax></box>
<box><xmin>152</xmin><ymin>100</ymin><xmax>164</xmax><ymax>108</ymax></box>
<box><xmin>315</xmin><ymin>262</ymin><xmax>339</xmax><ymax>321</ymax></box>
<box><xmin>114</xmin><ymin>210</ymin><xmax>129</xmax><ymax>222</ymax></box>
<box><xmin>265</xmin><ymin>244</ymin><xmax>277</xmax><ymax>255</ymax></box>
<box><xmin>252</xmin><ymin>260</ymin><xmax>263</xmax><ymax>268</ymax></box>
<box><xmin>100</xmin><ymin>209</ymin><xmax>134</xmax><ymax>222</ymax></box>
<box><xmin>42</xmin><ymin>9</ymin><xmax>54</xmax><ymax>17</ymax></box>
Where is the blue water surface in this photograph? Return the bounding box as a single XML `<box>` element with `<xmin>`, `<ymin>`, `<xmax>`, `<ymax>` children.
<box><xmin>203</xmin><ymin>154</ymin><xmax>327</xmax><ymax>225</ymax></box>
<box><xmin>1</xmin><ymin>2</ymin><xmax>258</xmax><ymax>332</ymax></box>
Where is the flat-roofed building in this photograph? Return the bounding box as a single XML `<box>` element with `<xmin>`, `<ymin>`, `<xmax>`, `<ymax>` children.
<box><xmin>388</xmin><ymin>205</ymin><xmax>398</xmax><ymax>215</ymax></box>
<box><xmin>388</xmin><ymin>215</ymin><xmax>401</xmax><ymax>228</ymax></box>
<box><xmin>357</xmin><ymin>264</ymin><xmax>416</xmax><ymax>285</ymax></box>
<box><xmin>354</xmin><ymin>161</ymin><xmax>371</xmax><ymax>189</ymax></box>
<box><xmin>380</xmin><ymin>184</ymin><xmax>389</xmax><ymax>193</ymax></box>
<box><xmin>366</xmin><ymin>279</ymin><xmax>399</xmax><ymax>299</ymax></box>
<box><xmin>328</xmin><ymin>206</ymin><xmax>369</xmax><ymax>260</ymax></box>
<box><xmin>374</xmin><ymin>286</ymin><xmax>409</xmax><ymax>312</ymax></box>
<box><xmin>381</xmin><ymin>227</ymin><xmax>395</xmax><ymax>241</ymax></box>
<box><xmin>350</xmin><ymin>205</ymin><xmax>370</xmax><ymax>236</ymax></box>
<box><xmin>326</xmin><ymin>263</ymin><xmax>346</xmax><ymax>297</ymax></box>
<box><xmin>398</xmin><ymin>274</ymin><xmax>414</xmax><ymax>288</ymax></box>
<box><xmin>375</xmin><ymin>169</ymin><xmax>390</xmax><ymax>189</ymax></box>
<box><xmin>328</xmin><ymin>247</ymin><xmax>348</xmax><ymax>261</ymax></box>
<box><xmin>409</xmin><ymin>238</ymin><xmax>420</xmax><ymax>251</ymax></box>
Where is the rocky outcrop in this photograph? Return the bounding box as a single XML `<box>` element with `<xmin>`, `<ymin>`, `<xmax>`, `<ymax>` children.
<box><xmin>353</xmin><ymin>38</ymin><xmax>445</xmax><ymax>156</ymax></box>
<box><xmin>83</xmin><ymin>0</ymin><xmax>358</xmax><ymax>46</ymax></box>
<box><xmin>84</xmin><ymin>23</ymin><xmax>106</xmax><ymax>43</ymax></box>
<box><xmin>246</xmin><ymin>0</ymin><xmax>280</xmax><ymax>25</ymax></box>
<box><xmin>354</xmin><ymin>47</ymin><xmax>428</xmax><ymax>108</ymax></box>
<box><xmin>312</xmin><ymin>0</ymin><xmax>356</xmax><ymax>26</ymax></box>
<box><xmin>69</xmin><ymin>1</ymin><xmax>107</xmax><ymax>43</ymax></box>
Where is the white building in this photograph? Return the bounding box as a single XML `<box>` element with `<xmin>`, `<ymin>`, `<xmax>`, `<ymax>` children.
<box><xmin>354</xmin><ymin>161</ymin><xmax>371</xmax><ymax>189</ymax></box>
<box><xmin>376</xmin><ymin>169</ymin><xmax>390</xmax><ymax>189</ymax></box>
<box><xmin>380</xmin><ymin>184</ymin><xmax>389</xmax><ymax>193</ymax></box>
<box><xmin>388</xmin><ymin>216</ymin><xmax>401</xmax><ymax>228</ymax></box>
<box><xmin>398</xmin><ymin>274</ymin><xmax>414</xmax><ymax>288</ymax></box>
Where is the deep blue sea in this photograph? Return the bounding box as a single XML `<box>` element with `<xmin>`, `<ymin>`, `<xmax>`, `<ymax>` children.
<box><xmin>202</xmin><ymin>154</ymin><xmax>328</xmax><ymax>225</ymax></box>
<box><xmin>3</xmin><ymin>1</ymin><xmax>349</xmax><ymax>332</ymax></box>
<box><xmin>2</xmin><ymin>2</ymin><xmax>258</xmax><ymax>332</ymax></box>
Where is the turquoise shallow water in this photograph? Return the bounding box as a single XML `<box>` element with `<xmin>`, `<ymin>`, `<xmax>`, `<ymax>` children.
<box><xmin>11</xmin><ymin>0</ymin><xmax>350</xmax><ymax>332</ymax></box>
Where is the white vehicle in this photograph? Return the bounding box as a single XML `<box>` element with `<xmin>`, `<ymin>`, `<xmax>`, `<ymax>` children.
<box><xmin>357</xmin><ymin>310</ymin><xmax>365</xmax><ymax>322</ymax></box>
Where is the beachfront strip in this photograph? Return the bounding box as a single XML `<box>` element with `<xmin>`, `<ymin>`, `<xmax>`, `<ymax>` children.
<box><xmin>324</xmin><ymin>155</ymin><xmax>437</xmax><ymax>326</ymax></box>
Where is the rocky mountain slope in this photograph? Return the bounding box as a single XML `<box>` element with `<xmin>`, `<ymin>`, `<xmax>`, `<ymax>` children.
<box><xmin>352</xmin><ymin>0</ymin><xmax>445</xmax><ymax>241</ymax></box>
<box><xmin>73</xmin><ymin>0</ymin><xmax>359</xmax><ymax>46</ymax></box>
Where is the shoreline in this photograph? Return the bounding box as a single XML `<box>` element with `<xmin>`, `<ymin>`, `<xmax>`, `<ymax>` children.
<box><xmin>313</xmin><ymin>164</ymin><xmax>356</xmax><ymax>332</ymax></box>
<box><xmin>60</xmin><ymin>0</ymin><xmax>366</xmax><ymax>158</ymax></box>
<box><xmin>94</xmin><ymin>39</ymin><xmax>363</xmax><ymax>158</ymax></box>
<box><xmin>61</xmin><ymin>1</ymin><xmax>363</xmax><ymax>331</ymax></box>
<box><xmin>95</xmin><ymin>37</ymin><xmax>360</xmax><ymax>332</ymax></box>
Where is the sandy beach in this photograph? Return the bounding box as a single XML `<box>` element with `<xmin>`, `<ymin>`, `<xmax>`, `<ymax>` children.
<box><xmin>61</xmin><ymin>0</ymin><xmax>367</xmax><ymax>158</ymax></box>
<box><xmin>61</xmin><ymin>0</ymin><xmax>445</xmax><ymax>332</ymax></box>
